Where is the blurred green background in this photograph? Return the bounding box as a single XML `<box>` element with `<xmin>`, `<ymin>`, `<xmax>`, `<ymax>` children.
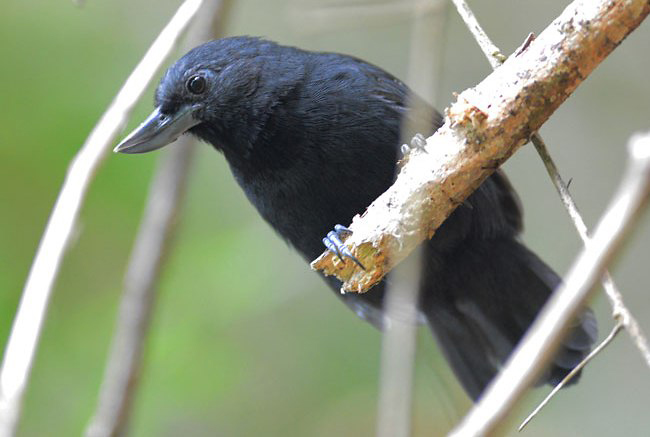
<box><xmin>1</xmin><ymin>0</ymin><xmax>649</xmax><ymax>435</ymax></box>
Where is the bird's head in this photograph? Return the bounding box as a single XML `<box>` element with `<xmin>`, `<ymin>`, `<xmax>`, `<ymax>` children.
<box><xmin>114</xmin><ymin>37</ymin><xmax>300</xmax><ymax>155</ymax></box>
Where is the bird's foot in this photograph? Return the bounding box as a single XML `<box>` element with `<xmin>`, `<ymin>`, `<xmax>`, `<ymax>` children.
<box><xmin>400</xmin><ymin>133</ymin><xmax>427</xmax><ymax>157</ymax></box>
<box><xmin>322</xmin><ymin>224</ymin><xmax>365</xmax><ymax>270</ymax></box>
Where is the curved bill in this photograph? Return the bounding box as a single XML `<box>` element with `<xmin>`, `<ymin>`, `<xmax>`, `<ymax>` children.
<box><xmin>114</xmin><ymin>105</ymin><xmax>200</xmax><ymax>154</ymax></box>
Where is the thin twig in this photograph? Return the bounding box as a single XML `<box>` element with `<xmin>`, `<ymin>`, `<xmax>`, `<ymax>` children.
<box><xmin>0</xmin><ymin>1</ymin><xmax>204</xmax><ymax>435</ymax></box>
<box><xmin>84</xmin><ymin>2</ymin><xmax>231</xmax><ymax>436</ymax></box>
<box><xmin>449</xmin><ymin>0</ymin><xmax>505</xmax><ymax>69</ymax></box>
<box><xmin>450</xmin><ymin>131</ymin><xmax>650</xmax><ymax>436</ymax></box>
<box><xmin>85</xmin><ymin>140</ymin><xmax>194</xmax><ymax>437</ymax></box>
<box><xmin>518</xmin><ymin>321</ymin><xmax>623</xmax><ymax>432</ymax></box>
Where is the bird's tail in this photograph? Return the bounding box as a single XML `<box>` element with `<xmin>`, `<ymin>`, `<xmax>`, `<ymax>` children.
<box><xmin>422</xmin><ymin>238</ymin><xmax>597</xmax><ymax>400</ymax></box>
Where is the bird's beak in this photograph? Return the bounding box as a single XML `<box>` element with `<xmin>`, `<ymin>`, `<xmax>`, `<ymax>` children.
<box><xmin>114</xmin><ymin>105</ymin><xmax>200</xmax><ymax>154</ymax></box>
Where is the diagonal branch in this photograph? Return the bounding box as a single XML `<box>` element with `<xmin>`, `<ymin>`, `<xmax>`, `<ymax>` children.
<box><xmin>312</xmin><ymin>0</ymin><xmax>650</xmax><ymax>294</ymax></box>
<box><xmin>532</xmin><ymin>135</ymin><xmax>650</xmax><ymax>368</ymax></box>
<box><xmin>450</xmin><ymin>130</ymin><xmax>650</xmax><ymax>436</ymax></box>
<box><xmin>0</xmin><ymin>0</ymin><xmax>205</xmax><ymax>434</ymax></box>
<box><xmin>452</xmin><ymin>0</ymin><xmax>650</xmax><ymax>376</ymax></box>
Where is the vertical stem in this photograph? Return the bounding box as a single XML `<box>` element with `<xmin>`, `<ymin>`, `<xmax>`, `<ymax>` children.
<box><xmin>376</xmin><ymin>1</ymin><xmax>447</xmax><ymax>436</ymax></box>
<box><xmin>84</xmin><ymin>2</ymin><xmax>232</xmax><ymax>436</ymax></box>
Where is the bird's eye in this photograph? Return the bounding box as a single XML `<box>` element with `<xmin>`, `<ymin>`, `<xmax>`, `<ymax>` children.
<box><xmin>187</xmin><ymin>75</ymin><xmax>207</xmax><ymax>94</ymax></box>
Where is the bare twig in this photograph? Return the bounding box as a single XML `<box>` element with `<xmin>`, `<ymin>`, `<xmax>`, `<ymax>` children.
<box><xmin>450</xmin><ymin>131</ymin><xmax>650</xmax><ymax>436</ymax></box>
<box><xmin>449</xmin><ymin>0</ymin><xmax>505</xmax><ymax>69</ymax></box>
<box><xmin>85</xmin><ymin>140</ymin><xmax>194</xmax><ymax>437</ymax></box>
<box><xmin>376</xmin><ymin>2</ymin><xmax>446</xmax><ymax>436</ymax></box>
<box><xmin>84</xmin><ymin>2</ymin><xmax>231</xmax><ymax>437</ymax></box>
<box><xmin>0</xmin><ymin>1</ymin><xmax>205</xmax><ymax>435</ymax></box>
<box><xmin>312</xmin><ymin>0</ymin><xmax>650</xmax><ymax>293</ymax></box>
<box><xmin>518</xmin><ymin>321</ymin><xmax>624</xmax><ymax>431</ymax></box>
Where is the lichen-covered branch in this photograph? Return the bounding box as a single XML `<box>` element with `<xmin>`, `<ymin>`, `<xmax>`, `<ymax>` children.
<box><xmin>311</xmin><ymin>0</ymin><xmax>650</xmax><ymax>293</ymax></box>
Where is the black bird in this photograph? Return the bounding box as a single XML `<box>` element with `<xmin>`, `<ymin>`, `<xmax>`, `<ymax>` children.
<box><xmin>115</xmin><ymin>37</ymin><xmax>597</xmax><ymax>400</ymax></box>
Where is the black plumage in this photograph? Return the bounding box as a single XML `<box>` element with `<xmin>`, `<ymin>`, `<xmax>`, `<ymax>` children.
<box><xmin>116</xmin><ymin>36</ymin><xmax>597</xmax><ymax>400</ymax></box>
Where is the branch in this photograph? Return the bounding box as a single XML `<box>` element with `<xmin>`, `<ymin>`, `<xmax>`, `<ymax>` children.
<box><xmin>450</xmin><ymin>131</ymin><xmax>650</xmax><ymax>436</ymax></box>
<box><xmin>84</xmin><ymin>2</ymin><xmax>232</xmax><ymax>436</ymax></box>
<box><xmin>0</xmin><ymin>0</ymin><xmax>205</xmax><ymax>434</ymax></box>
<box><xmin>85</xmin><ymin>140</ymin><xmax>194</xmax><ymax>437</ymax></box>
<box><xmin>312</xmin><ymin>0</ymin><xmax>650</xmax><ymax>293</ymax></box>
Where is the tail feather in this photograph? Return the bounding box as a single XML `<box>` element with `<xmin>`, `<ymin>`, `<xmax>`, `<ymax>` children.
<box><xmin>427</xmin><ymin>307</ymin><xmax>503</xmax><ymax>399</ymax></box>
<box><xmin>422</xmin><ymin>238</ymin><xmax>597</xmax><ymax>400</ymax></box>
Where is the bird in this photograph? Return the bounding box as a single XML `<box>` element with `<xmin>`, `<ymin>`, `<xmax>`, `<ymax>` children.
<box><xmin>115</xmin><ymin>36</ymin><xmax>597</xmax><ymax>401</ymax></box>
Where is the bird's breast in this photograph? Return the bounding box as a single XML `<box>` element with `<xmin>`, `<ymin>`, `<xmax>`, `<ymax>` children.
<box><xmin>229</xmin><ymin>160</ymin><xmax>388</xmax><ymax>261</ymax></box>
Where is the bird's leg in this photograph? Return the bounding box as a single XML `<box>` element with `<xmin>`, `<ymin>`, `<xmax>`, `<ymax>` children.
<box><xmin>399</xmin><ymin>134</ymin><xmax>471</xmax><ymax>210</ymax></box>
<box><xmin>400</xmin><ymin>133</ymin><xmax>427</xmax><ymax>157</ymax></box>
<box><xmin>322</xmin><ymin>224</ymin><xmax>365</xmax><ymax>270</ymax></box>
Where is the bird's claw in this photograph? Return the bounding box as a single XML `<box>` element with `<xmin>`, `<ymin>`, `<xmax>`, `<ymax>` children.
<box><xmin>400</xmin><ymin>133</ymin><xmax>428</xmax><ymax>157</ymax></box>
<box><xmin>322</xmin><ymin>224</ymin><xmax>365</xmax><ymax>270</ymax></box>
